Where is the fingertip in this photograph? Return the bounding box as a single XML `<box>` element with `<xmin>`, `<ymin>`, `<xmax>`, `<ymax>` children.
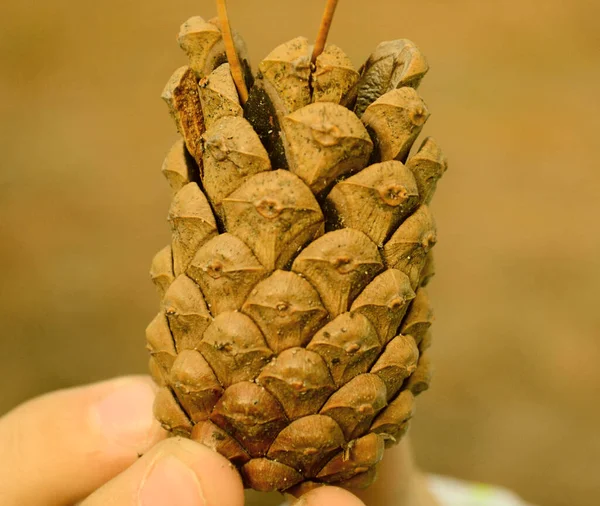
<box><xmin>153</xmin><ymin>437</ymin><xmax>245</xmax><ymax>506</ymax></box>
<box><xmin>82</xmin><ymin>436</ymin><xmax>245</xmax><ymax>506</ymax></box>
<box><xmin>139</xmin><ymin>455</ymin><xmax>204</xmax><ymax>506</ymax></box>
<box><xmin>294</xmin><ymin>486</ymin><xmax>367</xmax><ymax>506</ymax></box>
<box><xmin>91</xmin><ymin>376</ymin><xmax>166</xmax><ymax>454</ymax></box>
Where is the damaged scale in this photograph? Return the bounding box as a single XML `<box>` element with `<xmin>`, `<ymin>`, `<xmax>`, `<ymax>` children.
<box><xmin>148</xmin><ymin>0</ymin><xmax>447</xmax><ymax>496</ymax></box>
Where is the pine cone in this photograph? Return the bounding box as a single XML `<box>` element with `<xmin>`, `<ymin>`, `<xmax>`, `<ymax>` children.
<box><xmin>147</xmin><ymin>14</ymin><xmax>447</xmax><ymax>495</ymax></box>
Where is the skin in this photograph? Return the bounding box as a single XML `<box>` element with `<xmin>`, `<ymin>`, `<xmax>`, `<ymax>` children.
<box><xmin>0</xmin><ymin>376</ymin><xmax>438</xmax><ymax>506</ymax></box>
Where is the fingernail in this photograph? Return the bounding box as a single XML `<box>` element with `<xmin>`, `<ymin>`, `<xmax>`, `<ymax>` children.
<box><xmin>140</xmin><ymin>456</ymin><xmax>205</xmax><ymax>506</ymax></box>
<box><xmin>92</xmin><ymin>378</ymin><xmax>156</xmax><ymax>449</ymax></box>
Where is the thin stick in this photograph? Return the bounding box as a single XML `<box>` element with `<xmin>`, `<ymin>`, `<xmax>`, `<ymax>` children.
<box><xmin>216</xmin><ymin>0</ymin><xmax>249</xmax><ymax>104</ymax></box>
<box><xmin>311</xmin><ymin>0</ymin><xmax>339</xmax><ymax>63</ymax></box>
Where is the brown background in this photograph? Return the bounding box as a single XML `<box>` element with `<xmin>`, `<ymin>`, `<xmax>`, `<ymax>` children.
<box><xmin>1</xmin><ymin>0</ymin><xmax>598</xmax><ymax>505</ymax></box>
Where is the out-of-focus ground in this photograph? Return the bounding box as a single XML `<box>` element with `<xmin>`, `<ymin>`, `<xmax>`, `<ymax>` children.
<box><xmin>1</xmin><ymin>0</ymin><xmax>598</xmax><ymax>504</ymax></box>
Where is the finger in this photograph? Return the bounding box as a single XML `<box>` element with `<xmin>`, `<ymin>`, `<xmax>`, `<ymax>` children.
<box><xmin>292</xmin><ymin>486</ymin><xmax>366</xmax><ymax>506</ymax></box>
<box><xmin>353</xmin><ymin>437</ymin><xmax>414</xmax><ymax>504</ymax></box>
<box><xmin>80</xmin><ymin>437</ymin><xmax>244</xmax><ymax>506</ymax></box>
<box><xmin>0</xmin><ymin>376</ymin><xmax>166</xmax><ymax>506</ymax></box>
<box><xmin>353</xmin><ymin>437</ymin><xmax>437</xmax><ymax>505</ymax></box>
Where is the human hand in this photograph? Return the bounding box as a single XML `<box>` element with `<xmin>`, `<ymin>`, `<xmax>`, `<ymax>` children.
<box><xmin>0</xmin><ymin>376</ymin><xmax>436</xmax><ymax>506</ymax></box>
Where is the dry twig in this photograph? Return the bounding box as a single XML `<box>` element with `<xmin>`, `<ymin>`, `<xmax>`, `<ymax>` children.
<box><xmin>216</xmin><ymin>0</ymin><xmax>249</xmax><ymax>103</ymax></box>
<box><xmin>312</xmin><ymin>0</ymin><xmax>339</xmax><ymax>63</ymax></box>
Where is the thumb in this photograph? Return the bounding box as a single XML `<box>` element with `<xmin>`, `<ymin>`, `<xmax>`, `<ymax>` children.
<box><xmin>81</xmin><ymin>437</ymin><xmax>244</xmax><ymax>506</ymax></box>
<box><xmin>291</xmin><ymin>487</ymin><xmax>366</xmax><ymax>506</ymax></box>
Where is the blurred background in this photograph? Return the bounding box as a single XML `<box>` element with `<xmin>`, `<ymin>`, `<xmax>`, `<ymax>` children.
<box><xmin>1</xmin><ymin>0</ymin><xmax>598</xmax><ymax>504</ymax></box>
